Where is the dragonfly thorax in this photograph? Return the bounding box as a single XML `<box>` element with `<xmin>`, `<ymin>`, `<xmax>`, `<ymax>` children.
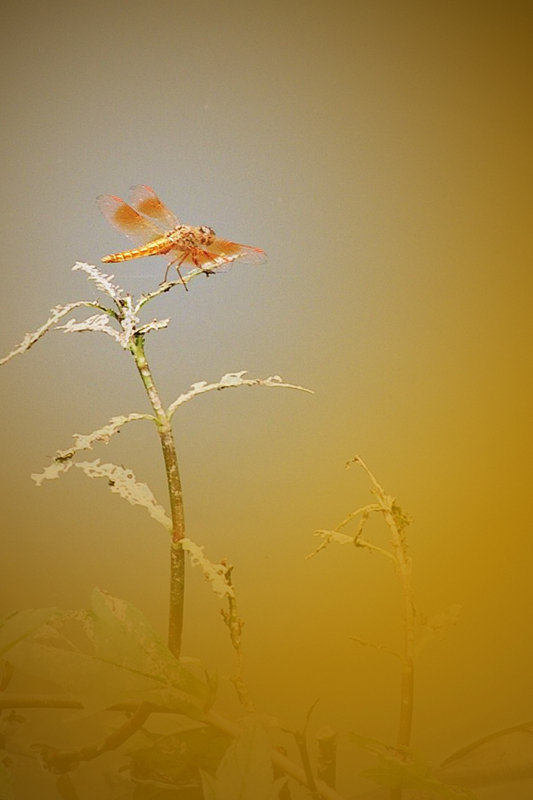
<box><xmin>166</xmin><ymin>225</ymin><xmax>215</xmax><ymax>249</ymax></box>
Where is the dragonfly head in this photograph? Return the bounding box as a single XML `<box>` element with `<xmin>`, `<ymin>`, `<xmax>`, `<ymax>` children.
<box><xmin>197</xmin><ymin>225</ymin><xmax>216</xmax><ymax>245</ymax></box>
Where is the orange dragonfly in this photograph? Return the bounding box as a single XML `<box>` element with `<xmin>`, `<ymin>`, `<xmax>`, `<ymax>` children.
<box><xmin>97</xmin><ymin>185</ymin><xmax>267</xmax><ymax>287</ymax></box>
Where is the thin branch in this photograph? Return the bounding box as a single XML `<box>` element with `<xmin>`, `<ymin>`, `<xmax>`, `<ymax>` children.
<box><xmin>346</xmin><ymin>455</ymin><xmax>383</xmax><ymax>495</ymax></box>
<box><xmin>335</xmin><ymin>504</ymin><xmax>381</xmax><ymax>533</ymax></box>
<box><xmin>351</xmin><ymin>637</ymin><xmax>402</xmax><ymax>660</ymax></box>
<box><xmin>353</xmin><ymin>535</ymin><xmax>396</xmax><ymax>560</ymax></box>
<box><xmin>134</xmin><ymin>267</ymin><xmax>206</xmax><ymax>312</ymax></box>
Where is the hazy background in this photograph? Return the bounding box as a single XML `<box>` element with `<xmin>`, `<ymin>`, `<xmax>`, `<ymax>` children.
<box><xmin>1</xmin><ymin>0</ymin><xmax>532</xmax><ymax>797</ymax></box>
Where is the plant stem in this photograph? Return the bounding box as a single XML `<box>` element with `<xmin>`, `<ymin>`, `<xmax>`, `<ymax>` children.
<box><xmin>389</xmin><ymin>552</ymin><xmax>415</xmax><ymax>800</ymax></box>
<box><xmin>385</xmin><ymin>502</ymin><xmax>414</xmax><ymax>800</ymax></box>
<box><xmin>220</xmin><ymin>562</ymin><xmax>255</xmax><ymax>711</ymax></box>
<box><xmin>354</xmin><ymin>457</ymin><xmax>415</xmax><ymax>800</ymax></box>
<box><xmin>131</xmin><ymin>334</ymin><xmax>186</xmax><ymax>658</ymax></box>
<box><xmin>37</xmin><ymin>702</ymin><xmax>153</xmax><ymax>772</ymax></box>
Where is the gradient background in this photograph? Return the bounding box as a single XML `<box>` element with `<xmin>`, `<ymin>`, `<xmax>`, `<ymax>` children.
<box><xmin>1</xmin><ymin>1</ymin><xmax>532</xmax><ymax>797</ymax></box>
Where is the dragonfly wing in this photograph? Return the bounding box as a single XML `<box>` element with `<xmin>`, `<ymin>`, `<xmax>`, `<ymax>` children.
<box><xmin>207</xmin><ymin>238</ymin><xmax>268</xmax><ymax>266</ymax></box>
<box><xmin>129</xmin><ymin>185</ymin><xmax>180</xmax><ymax>229</ymax></box>
<box><xmin>185</xmin><ymin>241</ymin><xmax>266</xmax><ymax>274</ymax></box>
<box><xmin>97</xmin><ymin>195</ymin><xmax>165</xmax><ymax>247</ymax></box>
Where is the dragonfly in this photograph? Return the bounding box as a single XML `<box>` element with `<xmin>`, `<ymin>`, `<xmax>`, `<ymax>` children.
<box><xmin>97</xmin><ymin>185</ymin><xmax>267</xmax><ymax>287</ymax></box>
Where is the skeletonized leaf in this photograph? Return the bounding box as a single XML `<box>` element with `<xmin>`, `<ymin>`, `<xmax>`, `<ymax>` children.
<box><xmin>34</xmin><ymin>458</ymin><xmax>170</xmax><ymax>530</ymax></box>
<box><xmin>32</xmin><ymin>459</ymin><xmax>74</xmax><ymax>485</ymax></box>
<box><xmin>137</xmin><ymin>318</ymin><xmax>170</xmax><ymax>335</ymax></box>
<box><xmin>0</xmin><ymin>301</ymin><xmax>108</xmax><ymax>366</ymax></box>
<box><xmin>53</xmin><ymin>413</ymin><xmax>154</xmax><ymax>462</ymax></box>
<box><xmin>57</xmin><ymin>313</ymin><xmax>123</xmax><ymax>343</ymax></box>
<box><xmin>72</xmin><ymin>262</ymin><xmax>124</xmax><ymax>302</ymax></box>
<box><xmin>75</xmin><ymin>460</ymin><xmax>172</xmax><ymax>531</ymax></box>
<box><xmin>168</xmin><ymin>371</ymin><xmax>313</xmax><ymax>417</ymax></box>
<box><xmin>181</xmin><ymin>539</ymin><xmax>235</xmax><ymax>600</ymax></box>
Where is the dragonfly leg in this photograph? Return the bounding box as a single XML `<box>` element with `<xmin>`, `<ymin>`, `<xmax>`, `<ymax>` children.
<box><xmin>162</xmin><ymin>252</ymin><xmax>189</xmax><ymax>290</ymax></box>
<box><xmin>192</xmin><ymin>250</ymin><xmax>216</xmax><ymax>276</ymax></box>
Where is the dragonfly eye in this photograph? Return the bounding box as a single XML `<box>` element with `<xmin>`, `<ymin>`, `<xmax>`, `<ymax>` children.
<box><xmin>198</xmin><ymin>225</ymin><xmax>215</xmax><ymax>244</ymax></box>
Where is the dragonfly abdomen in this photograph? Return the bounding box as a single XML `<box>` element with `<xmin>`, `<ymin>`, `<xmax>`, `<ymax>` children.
<box><xmin>102</xmin><ymin>236</ymin><xmax>171</xmax><ymax>263</ymax></box>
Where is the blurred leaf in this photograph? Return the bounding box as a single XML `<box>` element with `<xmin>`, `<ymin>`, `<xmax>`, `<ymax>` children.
<box><xmin>350</xmin><ymin>733</ymin><xmax>475</xmax><ymax>798</ymax></box>
<box><xmin>129</xmin><ymin>725</ymin><xmax>231</xmax><ymax>783</ymax></box>
<box><xmin>0</xmin><ymin>608</ymin><xmax>62</xmax><ymax>656</ymax></box>
<box><xmin>131</xmin><ymin>786</ymin><xmax>201</xmax><ymax>799</ymax></box>
<box><xmin>0</xmin><ymin>752</ymin><xmax>14</xmax><ymax>800</ymax></box>
<box><xmin>200</xmin><ymin>770</ymin><xmax>218</xmax><ymax>800</ymax></box>
<box><xmin>6</xmin><ymin>589</ymin><xmax>212</xmax><ymax>718</ymax></box>
<box><xmin>105</xmin><ymin>725</ymin><xmax>222</xmax><ymax>800</ymax></box>
<box><xmin>361</xmin><ymin>761</ymin><xmax>474</xmax><ymax>798</ymax></box>
<box><xmin>55</xmin><ymin>773</ymin><xmax>80</xmax><ymax>800</ymax></box>
<box><xmin>349</xmin><ymin>732</ymin><xmax>399</xmax><ymax>757</ymax></box>
<box><xmin>438</xmin><ymin>720</ymin><xmax>533</xmax><ymax>788</ymax></box>
<box><xmin>88</xmin><ymin>588</ymin><xmax>210</xmax><ymax>707</ymax></box>
<box><xmin>200</xmin><ymin>721</ymin><xmax>285</xmax><ymax>800</ymax></box>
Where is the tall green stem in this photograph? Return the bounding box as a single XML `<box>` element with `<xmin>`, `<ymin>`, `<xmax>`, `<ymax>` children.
<box><xmin>388</xmin><ymin>513</ymin><xmax>415</xmax><ymax>800</ymax></box>
<box><xmin>131</xmin><ymin>334</ymin><xmax>185</xmax><ymax>658</ymax></box>
<box><xmin>356</xmin><ymin>458</ymin><xmax>415</xmax><ymax>800</ymax></box>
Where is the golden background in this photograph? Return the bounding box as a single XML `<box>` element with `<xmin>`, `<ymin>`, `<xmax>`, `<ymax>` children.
<box><xmin>0</xmin><ymin>1</ymin><xmax>532</xmax><ymax>797</ymax></box>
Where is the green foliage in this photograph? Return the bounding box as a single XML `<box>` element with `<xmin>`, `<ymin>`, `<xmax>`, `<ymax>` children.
<box><xmin>123</xmin><ymin>724</ymin><xmax>231</xmax><ymax>798</ymax></box>
<box><xmin>0</xmin><ymin>607</ymin><xmax>61</xmax><ymax>656</ymax></box>
<box><xmin>200</xmin><ymin>721</ymin><xmax>286</xmax><ymax>800</ymax></box>
<box><xmin>3</xmin><ymin>589</ymin><xmax>214</xmax><ymax>719</ymax></box>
